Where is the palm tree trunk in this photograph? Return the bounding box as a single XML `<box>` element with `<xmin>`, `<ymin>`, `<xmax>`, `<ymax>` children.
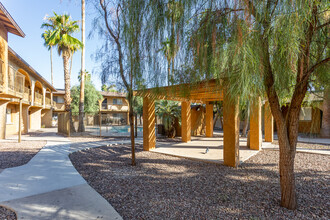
<box><xmin>50</xmin><ymin>47</ymin><xmax>53</xmax><ymax>86</ymax></box>
<box><xmin>63</xmin><ymin>49</ymin><xmax>75</xmax><ymax>133</ymax></box>
<box><xmin>242</xmin><ymin>105</ymin><xmax>250</xmax><ymax>137</ymax></box>
<box><xmin>78</xmin><ymin>0</ymin><xmax>86</xmax><ymax>132</ymax></box>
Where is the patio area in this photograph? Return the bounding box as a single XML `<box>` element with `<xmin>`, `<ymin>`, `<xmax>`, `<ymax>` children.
<box><xmin>152</xmin><ymin>133</ymin><xmax>259</xmax><ymax>164</ymax></box>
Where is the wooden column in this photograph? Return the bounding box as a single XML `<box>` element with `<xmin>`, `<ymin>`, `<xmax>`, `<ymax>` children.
<box><xmin>223</xmin><ymin>96</ymin><xmax>240</xmax><ymax>167</ymax></box>
<box><xmin>181</xmin><ymin>101</ymin><xmax>191</xmax><ymax>142</ymax></box>
<box><xmin>143</xmin><ymin>96</ymin><xmax>156</xmax><ymax>151</ymax></box>
<box><xmin>205</xmin><ymin>102</ymin><xmax>213</xmax><ymax>137</ymax></box>
<box><xmin>18</xmin><ymin>98</ymin><xmax>22</xmax><ymax>143</ymax></box>
<box><xmin>264</xmin><ymin>101</ymin><xmax>274</xmax><ymax>142</ymax></box>
<box><xmin>250</xmin><ymin>97</ymin><xmax>262</xmax><ymax>150</ymax></box>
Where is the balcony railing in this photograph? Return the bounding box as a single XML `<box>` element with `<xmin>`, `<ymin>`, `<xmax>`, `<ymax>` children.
<box><xmin>100</xmin><ymin>104</ymin><xmax>129</xmax><ymax>112</ymax></box>
<box><xmin>45</xmin><ymin>96</ymin><xmax>51</xmax><ymax>107</ymax></box>
<box><xmin>7</xmin><ymin>66</ymin><xmax>25</xmax><ymax>98</ymax></box>
<box><xmin>23</xmin><ymin>87</ymin><xmax>31</xmax><ymax>102</ymax></box>
<box><xmin>34</xmin><ymin>92</ymin><xmax>43</xmax><ymax>106</ymax></box>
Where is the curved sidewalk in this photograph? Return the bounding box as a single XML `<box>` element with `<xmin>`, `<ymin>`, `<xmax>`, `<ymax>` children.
<box><xmin>0</xmin><ymin>132</ymin><xmax>134</xmax><ymax>220</ymax></box>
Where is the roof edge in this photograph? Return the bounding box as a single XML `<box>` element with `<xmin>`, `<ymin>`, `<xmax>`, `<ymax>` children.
<box><xmin>0</xmin><ymin>2</ymin><xmax>25</xmax><ymax>37</ymax></box>
<box><xmin>9</xmin><ymin>47</ymin><xmax>56</xmax><ymax>92</ymax></box>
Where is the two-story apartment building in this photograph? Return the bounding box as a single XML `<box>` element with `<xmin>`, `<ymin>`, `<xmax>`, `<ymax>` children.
<box><xmin>0</xmin><ymin>3</ymin><xmax>56</xmax><ymax>139</ymax></box>
<box><xmin>100</xmin><ymin>91</ymin><xmax>129</xmax><ymax>125</ymax></box>
<box><xmin>53</xmin><ymin>90</ymin><xmax>129</xmax><ymax>125</ymax></box>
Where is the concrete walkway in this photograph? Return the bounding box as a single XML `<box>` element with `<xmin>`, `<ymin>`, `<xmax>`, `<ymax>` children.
<box><xmin>0</xmin><ymin>131</ymin><xmax>141</xmax><ymax>219</ymax></box>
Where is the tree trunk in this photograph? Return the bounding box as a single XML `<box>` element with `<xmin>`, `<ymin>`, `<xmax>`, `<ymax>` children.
<box><xmin>135</xmin><ymin>113</ymin><xmax>138</xmax><ymax>138</ymax></box>
<box><xmin>213</xmin><ymin>112</ymin><xmax>219</xmax><ymax>129</ymax></box>
<box><xmin>167</xmin><ymin>60</ymin><xmax>171</xmax><ymax>86</ymax></box>
<box><xmin>242</xmin><ymin>108</ymin><xmax>250</xmax><ymax>137</ymax></box>
<box><xmin>128</xmin><ymin>93</ymin><xmax>136</xmax><ymax>166</ymax></box>
<box><xmin>320</xmin><ymin>87</ymin><xmax>330</xmax><ymax>137</ymax></box>
<box><xmin>276</xmin><ymin>121</ymin><xmax>297</xmax><ymax>209</ymax></box>
<box><xmin>62</xmin><ymin>49</ymin><xmax>75</xmax><ymax>133</ymax></box>
<box><xmin>50</xmin><ymin>47</ymin><xmax>53</xmax><ymax>86</ymax></box>
<box><xmin>78</xmin><ymin>0</ymin><xmax>86</xmax><ymax>132</ymax></box>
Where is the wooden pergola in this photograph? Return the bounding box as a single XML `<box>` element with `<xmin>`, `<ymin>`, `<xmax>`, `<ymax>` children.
<box><xmin>134</xmin><ymin>79</ymin><xmax>274</xmax><ymax>167</ymax></box>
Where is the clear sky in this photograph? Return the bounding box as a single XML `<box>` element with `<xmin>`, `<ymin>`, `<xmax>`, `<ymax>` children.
<box><xmin>2</xmin><ymin>0</ymin><xmax>104</xmax><ymax>90</ymax></box>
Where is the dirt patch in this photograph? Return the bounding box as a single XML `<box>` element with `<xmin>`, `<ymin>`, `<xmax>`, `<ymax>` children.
<box><xmin>70</xmin><ymin>144</ymin><xmax>329</xmax><ymax>219</ymax></box>
<box><xmin>0</xmin><ymin>206</ymin><xmax>16</xmax><ymax>220</ymax></box>
<box><xmin>0</xmin><ymin>140</ymin><xmax>46</xmax><ymax>169</ymax></box>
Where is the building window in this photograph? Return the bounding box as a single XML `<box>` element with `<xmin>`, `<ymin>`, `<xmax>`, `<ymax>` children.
<box><xmin>6</xmin><ymin>108</ymin><xmax>12</xmax><ymax>124</ymax></box>
<box><xmin>299</xmin><ymin>107</ymin><xmax>312</xmax><ymax>121</ymax></box>
<box><xmin>113</xmin><ymin>98</ymin><xmax>122</xmax><ymax>105</ymax></box>
<box><xmin>54</xmin><ymin>96</ymin><xmax>64</xmax><ymax>103</ymax></box>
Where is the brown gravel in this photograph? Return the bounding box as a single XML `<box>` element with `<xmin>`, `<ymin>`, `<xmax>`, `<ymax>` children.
<box><xmin>272</xmin><ymin>140</ymin><xmax>330</xmax><ymax>150</ymax></box>
<box><xmin>0</xmin><ymin>206</ymin><xmax>16</xmax><ymax>220</ymax></box>
<box><xmin>0</xmin><ymin>140</ymin><xmax>46</xmax><ymax>169</ymax></box>
<box><xmin>70</xmin><ymin>143</ymin><xmax>330</xmax><ymax>220</ymax></box>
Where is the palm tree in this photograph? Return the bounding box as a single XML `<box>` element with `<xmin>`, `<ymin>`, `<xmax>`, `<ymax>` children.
<box><xmin>41</xmin><ymin>12</ymin><xmax>83</xmax><ymax>133</ymax></box>
<box><xmin>78</xmin><ymin>0</ymin><xmax>86</xmax><ymax>132</ymax></box>
<box><xmin>41</xmin><ymin>30</ymin><xmax>54</xmax><ymax>86</ymax></box>
<box><xmin>156</xmin><ymin>100</ymin><xmax>181</xmax><ymax>138</ymax></box>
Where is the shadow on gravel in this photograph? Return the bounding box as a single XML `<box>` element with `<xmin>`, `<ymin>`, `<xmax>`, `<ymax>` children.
<box><xmin>70</xmin><ymin>144</ymin><xmax>329</xmax><ymax>220</ymax></box>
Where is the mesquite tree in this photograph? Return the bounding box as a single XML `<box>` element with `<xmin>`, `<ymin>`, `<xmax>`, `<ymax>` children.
<box><xmin>93</xmin><ymin>0</ymin><xmax>146</xmax><ymax>165</ymax></box>
<box><xmin>142</xmin><ymin>0</ymin><xmax>329</xmax><ymax>210</ymax></box>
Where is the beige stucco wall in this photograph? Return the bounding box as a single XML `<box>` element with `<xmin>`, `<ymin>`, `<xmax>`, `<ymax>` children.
<box><xmin>0</xmin><ymin>100</ymin><xmax>9</xmax><ymax>139</ymax></box>
<box><xmin>41</xmin><ymin>109</ymin><xmax>52</xmax><ymax>128</ymax></box>
<box><xmin>29</xmin><ymin>108</ymin><xmax>41</xmax><ymax>130</ymax></box>
<box><xmin>5</xmin><ymin>103</ymin><xmax>19</xmax><ymax>136</ymax></box>
<box><xmin>0</xmin><ymin>21</ymin><xmax>8</xmax><ymax>92</ymax></box>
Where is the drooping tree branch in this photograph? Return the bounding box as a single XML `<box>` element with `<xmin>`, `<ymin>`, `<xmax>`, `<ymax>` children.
<box><xmin>316</xmin><ymin>20</ymin><xmax>330</xmax><ymax>30</ymax></box>
<box><xmin>307</xmin><ymin>57</ymin><xmax>330</xmax><ymax>76</ymax></box>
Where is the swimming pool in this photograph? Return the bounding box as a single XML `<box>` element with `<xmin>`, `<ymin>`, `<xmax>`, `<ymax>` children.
<box><xmin>110</xmin><ymin>126</ymin><xmax>143</xmax><ymax>133</ymax></box>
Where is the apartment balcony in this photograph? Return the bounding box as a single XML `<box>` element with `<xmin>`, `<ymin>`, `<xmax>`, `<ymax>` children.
<box><xmin>23</xmin><ymin>87</ymin><xmax>31</xmax><ymax>103</ymax></box>
<box><xmin>0</xmin><ymin>59</ymin><xmax>3</xmax><ymax>92</ymax></box>
<box><xmin>7</xmin><ymin>66</ymin><xmax>25</xmax><ymax>98</ymax></box>
<box><xmin>54</xmin><ymin>102</ymin><xmax>65</xmax><ymax>111</ymax></box>
<box><xmin>45</xmin><ymin>96</ymin><xmax>51</xmax><ymax>108</ymax></box>
<box><xmin>101</xmin><ymin>103</ymin><xmax>107</xmax><ymax>110</ymax></box>
<box><xmin>34</xmin><ymin>92</ymin><xmax>43</xmax><ymax>107</ymax></box>
<box><xmin>52</xmin><ymin>100</ymin><xmax>57</xmax><ymax>108</ymax></box>
<box><xmin>101</xmin><ymin>104</ymin><xmax>129</xmax><ymax>112</ymax></box>
<box><xmin>0</xmin><ymin>70</ymin><xmax>3</xmax><ymax>92</ymax></box>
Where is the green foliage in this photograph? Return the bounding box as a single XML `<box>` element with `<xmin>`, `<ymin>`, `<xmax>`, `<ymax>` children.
<box><xmin>101</xmin><ymin>84</ymin><xmax>117</xmax><ymax>92</ymax></box>
<box><xmin>41</xmin><ymin>12</ymin><xmax>83</xmax><ymax>56</ymax></box>
<box><xmin>133</xmin><ymin>96</ymin><xmax>143</xmax><ymax>116</ymax></box>
<box><xmin>156</xmin><ymin>100</ymin><xmax>181</xmax><ymax>137</ymax></box>
<box><xmin>71</xmin><ymin>80</ymin><xmax>102</xmax><ymax>115</ymax></box>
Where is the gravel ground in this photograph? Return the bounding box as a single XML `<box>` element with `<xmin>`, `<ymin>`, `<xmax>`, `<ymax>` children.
<box><xmin>0</xmin><ymin>206</ymin><xmax>16</xmax><ymax>220</ymax></box>
<box><xmin>272</xmin><ymin>140</ymin><xmax>330</xmax><ymax>150</ymax></box>
<box><xmin>0</xmin><ymin>140</ymin><xmax>46</xmax><ymax>169</ymax></box>
<box><xmin>70</xmin><ymin>143</ymin><xmax>329</xmax><ymax>220</ymax></box>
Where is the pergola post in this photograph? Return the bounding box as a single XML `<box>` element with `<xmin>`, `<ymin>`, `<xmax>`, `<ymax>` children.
<box><xmin>264</xmin><ymin>101</ymin><xmax>274</xmax><ymax>142</ymax></box>
<box><xmin>205</xmin><ymin>102</ymin><xmax>213</xmax><ymax>137</ymax></box>
<box><xmin>223</xmin><ymin>96</ymin><xmax>240</xmax><ymax>167</ymax></box>
<box><xmin>250</xmin><ymin>97</ymin><xmax>262</xmax><ymax>150</ymax></box>
<box><xmin>181</xmin><ymin>101</ymin><xmax>191</xmax><ymax>142</ymax></box>
<box><xmin>143</xmin><ymin>96</ymin><xmax>156</xmax><ymax>151</ymax></box>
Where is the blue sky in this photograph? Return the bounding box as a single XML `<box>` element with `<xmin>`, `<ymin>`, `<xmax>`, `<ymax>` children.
<box><xmin>2</xmin><ymin>0</ymin><xmax>104</xmax><ymax>90</ymax></box>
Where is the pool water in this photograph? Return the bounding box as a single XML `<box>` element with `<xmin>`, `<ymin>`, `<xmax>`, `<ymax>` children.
<box><xmin>109</xmin><ymin>126</ymin><xmax>143</xmax><ymax>133</ymax></box>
